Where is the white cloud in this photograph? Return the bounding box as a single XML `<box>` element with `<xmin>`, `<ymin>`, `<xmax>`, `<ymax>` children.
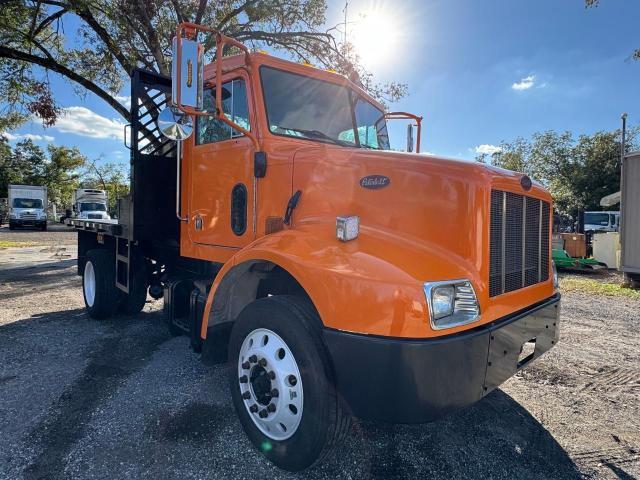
<box><xmin>512</xmin><ymin>75</ymin><xmax>536</xmax><ymax>91</ymax></box>
<box><xmin>474</xmin><ymin>144</ymin><xmax>502</xmax><ymax>155</ymax></box>
<box><xmin>54</xmin><ymin>106</ymin><xmax>125</xmax><ymax>139</ymax></box>
<box><xmin>1</xmin><ymin>132</ymin><xmax>55</xmax><ymax>142</ymax></box>
<box><xmin>115</xmin><ymin>95</ymin><xmax>131</xmax><ymax>109</ymax></box>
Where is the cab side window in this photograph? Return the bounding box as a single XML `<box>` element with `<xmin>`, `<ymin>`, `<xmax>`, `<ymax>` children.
<box><xmin>196</xmin><ymin>78</ymin><xmax>250</xmax><ymax>145</ymax></box>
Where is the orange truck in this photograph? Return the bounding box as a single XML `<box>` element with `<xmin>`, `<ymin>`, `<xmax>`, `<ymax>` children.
<box><xmin>68</xmin><ymin>23</ymin><xmax>561</xmax><ymax>471</ymax></box>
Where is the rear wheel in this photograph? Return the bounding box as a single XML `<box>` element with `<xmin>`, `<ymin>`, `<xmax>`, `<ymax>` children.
<box><xmin>83</xmin><ymin>249</ymin><xmax>119</xmax><ymax>319</ymax></box>
<box><xmin>228</xmin><ymin>296</ymin><xmax>351</xmax><ymax>471</ymax></box>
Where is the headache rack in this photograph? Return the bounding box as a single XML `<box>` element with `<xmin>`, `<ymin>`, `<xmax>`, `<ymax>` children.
<box><xmin>489</xmin><ymin>190</ymin><xmax>550</xmax><ymax>297</ymax></box>
<box><xmin>69</xmin><ymin>68</ymin><xmax>181</xmax><ymax>293</ymax></box>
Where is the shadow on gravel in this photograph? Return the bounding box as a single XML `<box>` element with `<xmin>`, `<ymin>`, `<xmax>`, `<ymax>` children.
<box><xmin>0</xmin><ymin>263</ymin><xmax>78</xmax><ymax>301</ymax></box>
<box><xmin>1</xmin><ymin>305</ymin><xmax>581</xmax><ymax>480</ymax></box>
<box><xmin>314</xmin><ymin>389</ymin><xmax>582</xmax><ymax>480</ymax></box>
<box><xmin>17</xmin><ymin>310</ymin><xmax>171</xmax><ymax>480</ymax></box>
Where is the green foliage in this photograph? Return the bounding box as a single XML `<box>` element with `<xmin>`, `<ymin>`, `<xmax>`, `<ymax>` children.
<box><xmin>477</xmin><ymin>127</ymin><xmax>639</xmax><ymax>217</ymax></box>
<box><xmin>0</xmin><ymin>137</ymin><xmax>84</xmax><ymax>209</ymax></box>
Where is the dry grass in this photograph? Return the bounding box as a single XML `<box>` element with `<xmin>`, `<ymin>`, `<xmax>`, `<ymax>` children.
<box><xmin>560</xmin><ymin>276</ymin><xmax>640</xmax><ymax>299</ymax></box>
<box><xmin>0</xmin><ymin>241</ymin><xmax>40</xmax><ymax>248</ymax></box>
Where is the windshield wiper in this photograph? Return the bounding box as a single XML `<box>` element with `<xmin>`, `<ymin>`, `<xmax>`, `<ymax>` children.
<box><xmin>278</xmin><ymin>127</ymin><xmax>354</xmax><ymax>147</ymax></box>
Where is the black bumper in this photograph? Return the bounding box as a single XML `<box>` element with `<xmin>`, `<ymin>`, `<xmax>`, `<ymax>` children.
<box><xmin>10</xmin><ymin>220</ymin><xmax>46</xmax><ymax>228</ymax></box>
<box><xmin>323</xmin><ymin>293</ymin><xmax>561</xmax><ymax>423</ymax></box>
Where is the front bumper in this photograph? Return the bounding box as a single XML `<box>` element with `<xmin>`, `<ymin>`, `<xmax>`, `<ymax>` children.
<box><xmin>323</xmin><ymin>293</ymin><xmax>561</xmax><ymax>423</ymax></box>
<box><xmin>10</xmin><ymin>219</ymin><xmax>46</xmax><ymax>227</ymax></box>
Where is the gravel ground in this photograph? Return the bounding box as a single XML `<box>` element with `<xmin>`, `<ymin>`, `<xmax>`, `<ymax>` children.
<box><xmin>1</xmin><ymin>225</ymin><xmax>639</xmax><ymax>480</ymax></box>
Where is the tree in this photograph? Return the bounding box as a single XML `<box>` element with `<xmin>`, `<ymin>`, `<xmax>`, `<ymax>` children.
<box><xmin>0</xmin><ymin>137</ymin><xmax>85</xmax><ymax>207</ymax></box>
<box><xmin>477</xmin><ymin>127</ymin><xmax>639</xmax><ymax>218</ymax></box>
<box><xmin>0</xmin><ymin>0</ymin><xmax>406</xmax><ymax>128</ymax></box>
<box><xmin>586</xmin><ymin>0</ymin><xmax>639</xmax><ymax>60</ymax></box>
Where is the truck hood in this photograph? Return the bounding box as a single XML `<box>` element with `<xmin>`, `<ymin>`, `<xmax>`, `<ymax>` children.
<box><xmin>291</xmin><ymin>146</ymin><xmax>552</xmax><ymax>289</ymax></box>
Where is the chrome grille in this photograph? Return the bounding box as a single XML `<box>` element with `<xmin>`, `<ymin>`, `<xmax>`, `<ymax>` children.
<box><xmin>20</xmin><ymin>213</ymin><xmax>37</xmax><ymax>219</ymax></box>
<box><xmin>489</xmin><ymin>190</ymin><xmax>550</xmax><ymax>297</ymax></box>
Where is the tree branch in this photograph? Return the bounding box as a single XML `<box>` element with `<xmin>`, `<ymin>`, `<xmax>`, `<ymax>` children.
<box><xmin>0</xmin><ymin>45</ymin><xmax>130</xmax><ymax>121</ymax></box>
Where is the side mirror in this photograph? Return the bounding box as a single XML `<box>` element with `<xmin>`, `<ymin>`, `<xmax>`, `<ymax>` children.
<box><xmin>171</xmin><ymin>36</ymin><xmax>203</xmax><ymax>110</ymax></box>
<box><xmin>157</xmin><ymin>107</ymin><xmax>193</xmax><ymax>141</ymax></box>
<box><xmin>406</xmin><ymin>124</ymin><xmax>414</xmax><ymax>153</ymax></box>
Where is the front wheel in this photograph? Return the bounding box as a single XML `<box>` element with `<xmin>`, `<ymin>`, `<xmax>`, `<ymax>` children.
<box><xmin>228</xmin><ymin>296</ymin><xmax>351</xmax><ymax>471</ymax></box>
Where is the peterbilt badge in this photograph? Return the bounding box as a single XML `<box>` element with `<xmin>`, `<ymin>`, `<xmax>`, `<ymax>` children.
<box><xmin>360</xmin><ymin>175</ymin><xmax>390</xmax><ymax>190</ymax></box>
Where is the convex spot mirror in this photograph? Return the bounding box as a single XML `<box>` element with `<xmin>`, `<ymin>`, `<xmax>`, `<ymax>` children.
<box><xmin>157</xmin><ymin>107</ymin><xmax>193</xmax><ymax>141</ymax></box>
<box><xmin>171</xmin><ymin>36</ymin><xmax>204</xmax><ymax>110</ymax></box>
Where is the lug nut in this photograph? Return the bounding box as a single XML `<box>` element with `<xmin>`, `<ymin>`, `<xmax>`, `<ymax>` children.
<box><xmin>267</xmin><ymin>371</ymin><xmax>276</xmax><ymax>380</ymax></box>
<box><xmin>270</xmin><ymin>388</ymin><xmax>279</xmax><ymax>398</ymax></box>
<box><xmin>242</xmin><ymin>391</ymin><xmax>251</xmax><ymax>400</ymax></box>
<box><xmin>259</xmin><ymin>409</ymin><xmax>268</xmax><ymax>418</ymax></box>
<box><xmin>258</xmin><ymin>358</ymin><xmax>267</xmax><ymax>367</ymax></box>
<box><xmin>241</xmin><ymin>361</ymin><xmax>250</xmax><ymax>369</ymax></box>
<box><xmin>288</xmin><ymin>375</ymin><xmax>297</xmax><ymax>386</ymax></box>
<box><xmin>267</xmin><ymin>403</ymin><xmax>276</xmax><ymax>412</ymax></box>
<box><xmin>249</xmin><ymin>355</ymin><xmax>258</xmax><ymax>363</ymax></box>
<box><xmin>239</xmin><ymin>375</ymin><xmax>248</xmax><ymax>383</ymax></box>
<box><xmin>249</xmin><ymin>404</ymin><xmax>258</xmax><ymax>413</ymax></box>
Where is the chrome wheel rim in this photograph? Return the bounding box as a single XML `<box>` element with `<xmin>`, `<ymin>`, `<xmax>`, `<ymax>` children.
<box><xmin>83</xmin><ymin>260</ymin><xmax>96</xmax><ymax>307</ymax></box>
<box><xmin>237</xmin><ymin>328</ymin><xmax>303</xmax><ymax>441</ymax></box>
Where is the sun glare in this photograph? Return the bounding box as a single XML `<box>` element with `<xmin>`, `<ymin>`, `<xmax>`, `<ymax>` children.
<box><xmin>350</xmin><ymin>5</ymin><xmax>402</xmax><ymax>68</ymax></box>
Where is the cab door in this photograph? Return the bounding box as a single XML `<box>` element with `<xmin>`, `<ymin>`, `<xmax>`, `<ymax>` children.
<box><xmin>188</xmin><ymin>74</ymin><xmax>255</xmax><ymax>248</ymax></box>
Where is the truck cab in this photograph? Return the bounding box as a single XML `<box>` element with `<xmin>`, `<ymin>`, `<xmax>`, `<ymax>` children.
<box><xmin>74</xmin><ymin>188</ymin><xmax>111</xmax><ymax>221</ymax></box>
<box><xmin>584</xmin><ymin>210</ymin><xmax>620</xmax><ymax>233</ymax></box>
<box><xmin>69</xmin><ymin>23</ymin><xmax>561</xmax><ymax>472</ymax></box>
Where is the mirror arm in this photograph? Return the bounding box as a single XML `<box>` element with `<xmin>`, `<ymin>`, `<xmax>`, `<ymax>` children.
<box><xmin>214</xmin><ymin>32</ymin><xmax>260</xmax><ymax>151</ymax></box>
<box><xmin>173</xmin><ymin>22</ymin><xmax>261</xmax><ymax>152</ymax></box>
<box><xmin>385</xmin><ymin>111</ymin><xmax>423</xmax><ymax>153</ymax></box>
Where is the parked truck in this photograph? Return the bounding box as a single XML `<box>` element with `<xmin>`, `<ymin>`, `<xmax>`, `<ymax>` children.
<box><xmin>8</xmin><ymin>184</ymin><xmax>48</xmax><ymax>231</ymax></box>
<box><xmin>67</xmin><ymin>23</ymin><xmax>561</xmax><ymax>471</ymax></box>
<box><xmin>72</xmin><ymin>188</ymin><xmax>111</xmax><ymax>221</ymax></box>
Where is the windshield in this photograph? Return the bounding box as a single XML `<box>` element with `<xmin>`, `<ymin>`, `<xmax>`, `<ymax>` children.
<box><xmin>80</xmin><ymin>202</ymin><xmax>106</xmax><ymax>212</ymax></box>
<box><xmin>13</xmin><ymin>198</ymin><xmax>42</xmax><ymax>209</ymax></box>
<box><xmin>585</xmin><ymin>213</ymin><xmax>610</xmax><ymax>226</ymax></box>
<box><xmin>260</xmin><ymin>66</ymin><xmax>389</xmax><ymax>149</ymax></box>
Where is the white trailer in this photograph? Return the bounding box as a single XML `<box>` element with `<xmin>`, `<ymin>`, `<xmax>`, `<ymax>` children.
<box><xmin>8</xmin><ymin>185</ymin><xmax>48</xmax><ymax>231</ymax></box>
<box><xmin>620</xmin><ymin>151</ymin><xmax>640</xmax><ymax>283</ymax></box>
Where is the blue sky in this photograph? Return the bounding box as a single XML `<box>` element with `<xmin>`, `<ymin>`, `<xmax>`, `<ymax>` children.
<box><xmin>4</xmin><ymin>0</ymin><xmax>639</xmax><ymax>163</ymax></box>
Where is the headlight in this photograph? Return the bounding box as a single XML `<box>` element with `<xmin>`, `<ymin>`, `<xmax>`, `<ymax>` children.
<box><xmin>431</xmin><ymin>285</ymin><xmax>455</xmax><ymax>319</ymax></box>
<box><xmin>424</xmin><ymin>279</ymin><xmax>480</xmax><ymax>330</ymax></box>
<box><xmin>552</xmin><ymin>261</ymin><xmax>559</xmax><ymax>289</ymax></box>
<box><xmin>9</xmin><ymin>212</ymin><xmax>17</xmax><ymax>219</ymax></box>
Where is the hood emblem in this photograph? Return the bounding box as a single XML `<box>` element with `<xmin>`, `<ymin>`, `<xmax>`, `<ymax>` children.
<box><xmin>360</xmin><ymin>175</ymin><xmax>390</xmax><ymax>190</ymax></box>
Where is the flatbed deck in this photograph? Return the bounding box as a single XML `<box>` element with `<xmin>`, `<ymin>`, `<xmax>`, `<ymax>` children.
<box><xmin>66</xmin><ymin>218</ymin><xmax>123</xmax><ymax>236</ymax></box>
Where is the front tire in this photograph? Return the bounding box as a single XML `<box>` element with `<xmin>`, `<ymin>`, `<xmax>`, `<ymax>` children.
<box><xmin>228</xmin><ymin>296</ymin><xmax>351</xmax><ymax>471</ymax></box>
<box><xmin>83</xmin><ymin>249</ymin><xmax>119</xmax><ymax>319</ymax></box>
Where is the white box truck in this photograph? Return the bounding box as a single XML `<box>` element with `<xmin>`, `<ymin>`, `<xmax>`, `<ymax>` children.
<box><xmin>8</xmin><ymin>185</ymin><xmax>48</xmax><ymax>231</ymax></box>
<box><xmin>73</xmin><ymin>188</ymin><xmax>111</xmax><ymax>221</ymax></box>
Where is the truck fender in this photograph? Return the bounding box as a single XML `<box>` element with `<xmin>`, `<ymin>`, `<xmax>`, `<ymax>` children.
<box><xmin>200</xmin><ymin>225</ymin><xmax>477</xmax><ymax>339</ymax></box>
